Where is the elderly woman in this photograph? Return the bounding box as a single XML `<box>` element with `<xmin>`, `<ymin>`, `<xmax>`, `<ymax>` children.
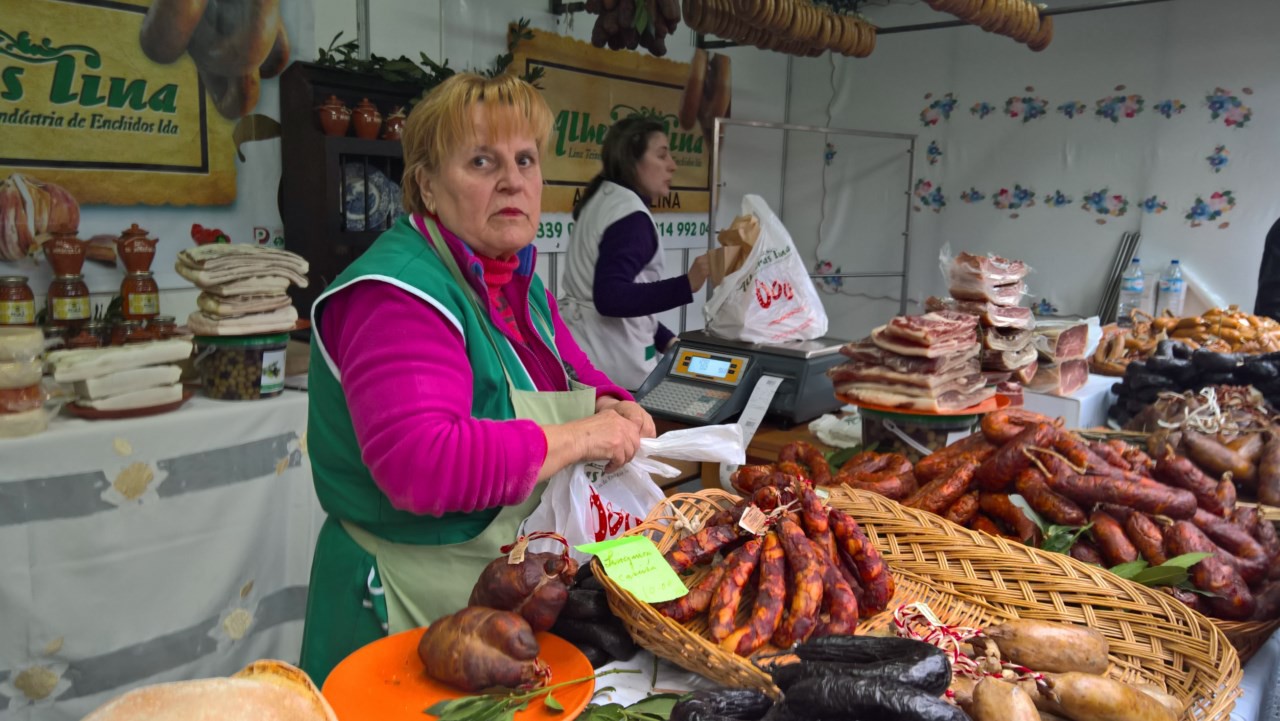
<box><xmin>300</xmin><ymin>73</ymin><xmax>654</xmax><ymax>684</ymax></box>
<box><xmin>558</xmin><ymin>117</ymin><xmax>711</xmax><ymax>391</ymax></box>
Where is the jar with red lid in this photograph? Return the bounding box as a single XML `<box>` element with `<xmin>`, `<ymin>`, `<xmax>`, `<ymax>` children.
<box><xmin>67</xmin><ymin>326</ymin><xmax>102</xmax><ymax>349</ymax></box>
<box><xmin>121</xmin><ymin>270</ymin><xmax>160</xmax><ymax>321</ymax></box>
<box><xmin>113</xmin><ymin>320</ymin><xmax>150</xmax><ymax>345</ymax></box>
<box><xmin>0</xmin><ymin>276</ymin><xmax>36</xmax><ymax>326</ymax></box>
<box><xmin>148</xmin><ymin>315</ymin><xmax>177</xmax><ymax>340</ymax></box>
<box><xmin>48</xmin><ymin>274</ymin><xmax>91</xmax><ymax>327</ymax></box>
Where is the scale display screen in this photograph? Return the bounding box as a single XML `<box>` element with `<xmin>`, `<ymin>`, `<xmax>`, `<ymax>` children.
<box><xmin>670</xmin><ymin>347</ymin><xmax>748</xmax><ymax>386</ymax></box>
<box><xmin>687</xmin><ymin>357</ymin><xmax>731</xmax><ymax>378</ymax></box>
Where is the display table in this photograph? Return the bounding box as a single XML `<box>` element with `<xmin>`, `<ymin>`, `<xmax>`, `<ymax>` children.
<box><xmin>0</xmin><ymin>390</ymin><xmax>324</xmax><ymax>721</ymax></box>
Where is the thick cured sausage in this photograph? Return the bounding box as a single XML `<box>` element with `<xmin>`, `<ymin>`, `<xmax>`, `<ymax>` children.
<box><xmin>707</xmin><ymin>538</ymin><xmax>764</xmax><ymax>641</ymax></box>
<box><xmin>814</xmin><ymin>544</ymin><xmax>860</xmax><ymax>637</ymax></box>
<box><xmin>1183</xmin><ymin>432</ymin><xmax>1256</xmax><ymax>486</ymax></box>
<box><xmin>1069</xmin><ymin>539</ymin><xmax>1104</xmax><ymax>566</ymax></box>
<box><xmin>1014</xmin><ymin>468</ymin><xmax>1086</xmax><ymax>526</ymax></box>
<box><xmin>904</xmin><ymin>461</ymin><xmax>978</xmax><ymax>514</ymax></box>
<box><xmin>1259</xmin><ymin>431</ymin><xmax>1280</xmax><ymax>505</ymax></box>
<box><xmin>980</xmin><ymin>492</ymin><xmax>1042</xmax><ymax>546</ymax></box>
<box><xmin>1044</xmin><ymin>472</ymin><xmax>1197</xmax><ymax>519</ymax></box>
<box><xmin>731</xmin><ymin>465</ymin><xmax>775</xmax><ymax>494</ymax></box>
<box><xmin>664</xmin><ymin>524</ymin><xmax>739</xmax><ymax>573</ymax></box>
<box><xmin>916</xmin><ymin>434</ymin><xmax>996</xmax><ymax>481</ymax></box>
<box><xmin>1160</xmin><ymin>584</ymin><xmax>1203</xmax><ymax>613</ymax></box>
<box><xmin>1088</xmin><ymin>440</ymin><xmax>1132</xmax><ymax>471</ymax></box>
<box><xmin>799</xmin><ymin>488</ymin><xmax>833</xmax><ymax>558</ymax></box>
<box><xmin>1190</xmin><ymin>508</ymin><xmax>1268</xmax><ymax>584</ymax></box>
<box><xmin>1164</xmin><ymin>521</ymin><xmax>1256</xmax><ymax>620</ymax></box>
<box><xmin>943</xmin><ymin>491</ymin><xmax>981</xmax><ymax>526</ymax></box>
<box><xmin>1125</xmin><ymin>513</ymin><xmax>1167</xmax><ymax>566</ymax></box>
<box><xmin>829</xmin><ymin>509</ymin><xmax>894</xmax><ymax>614</ymax></box>
<box><xmin>1154</xmin><ymin>453</ymin><xmax>1228</xmax><ymax>516</ymax></box>
<box><xmin>773</xmin><ymin>518</ymin><xmax>824</xmax><ymax>646</ymax></box>
<box><xmin>980</xmin><ymin>408</ymin><xmax>1054</xmax><ymax>444</ymax></box>
<box><xmin>779</xmin><ymin>441</ymin><xmax>832</xmax><ymax>486</ymax></box>
<box><xmin>836</xmin><ymin>471</ymin><xmax>917</xmax><ymax>500</ymax></box>
<box><xmin>657</xmin><ymin>565</ymin><xmax>726</xmax><ymax>622</ymax></box>
<box><xmin>971</xmin><ymin>513</ymin><xmax>1015</xmax><ymax>540</ymax></box>
<box><xmin>1090</xmin><ymin>510</ymin><xmax>1139</xmax><ymax>566</ymax></box>
<box><xmin>975</xmin><ymin>423</ymin><xmax>1057</xmax><ymax>491</ymax></box>
<box><xmin>720</xmin><ymin>532</ymin><xmax>785</xmax><ymax>654</ymax></box>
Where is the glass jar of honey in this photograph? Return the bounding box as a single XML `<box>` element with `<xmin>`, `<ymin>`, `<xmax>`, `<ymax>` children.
<box><xmin>112</xmin><ymin>320</ymin><xmax>150</xmax><ymax>345</ymax></box>
<box><xmin>148</xmin><ymin>315</ymin><xmax>177</xmax><ymax>340</ymax></box>
<box><xmin>0</xmin><ymin>276</ymin><xmax>36</xmax><ymax>326</ymax></box>
<box><xmin>82</xmin><ymin>320</ymin><xmax>110</xmax><ymax>347</ymax></box>
<box><xmin>67</xmin><ymin>326</ymin><xmax>103</xmax><ymax>349</ymax></box>
<box><xmin>48</xmin><ymin>274</ymin><xmax>91</xmax><ymax>327</ymax></box>
<box><xmin>121</xmin><ymin>271</ymin><xmax>160</xmax><ymax>321</ymax></box>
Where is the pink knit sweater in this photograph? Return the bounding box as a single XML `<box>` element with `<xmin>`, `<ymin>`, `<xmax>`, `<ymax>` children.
<box><xmin>320</xmin><ymin>245</ymin><xmax>631</xmax><ymax>517</ymax></box>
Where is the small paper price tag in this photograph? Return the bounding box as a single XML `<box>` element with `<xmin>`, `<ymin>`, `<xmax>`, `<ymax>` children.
<box><xmin>576</xmin><ymin>536</ymin><xmax>688</xmax><ymax>603</ymax></box>
<box><xmin>506</xmin><ymin>537</ymin><xmax>528</xmax><ymax>565</ymax></box>
<box><xmin>738</xmin><ymin>505</ymin><xmax>769</xmax><ymax>535</ymax></box>
<box><xmin>915</xmin><ymin>602</ymin><xmax>944</xmax><ymax>626</ymax></box>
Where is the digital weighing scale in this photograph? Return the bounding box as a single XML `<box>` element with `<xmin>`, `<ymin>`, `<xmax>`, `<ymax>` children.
<box><xmin>635</xmin><ymin>330</ymin><xmax>848</xmax><ymax>426</ymax></box>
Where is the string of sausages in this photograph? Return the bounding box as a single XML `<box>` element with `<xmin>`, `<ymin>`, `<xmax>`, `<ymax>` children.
<box><xmin>892</xmin><ymin>603</ymin><xmax>1045</xmax><ymax>688</ymax></box>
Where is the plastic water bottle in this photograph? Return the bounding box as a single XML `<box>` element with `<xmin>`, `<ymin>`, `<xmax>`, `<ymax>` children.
<box><xmin>1117</xmin><ymin>258</ymin><xmax>1145</xmax><ymax>327</ymax></box>
<box><xmin>1156</xmin><ymin>259</ymin><xmax>1186</xmax><ymax>317</ymax></box>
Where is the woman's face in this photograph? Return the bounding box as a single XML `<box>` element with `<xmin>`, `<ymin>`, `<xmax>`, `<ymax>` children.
<box><xmin>633</xmin><ymin>131</ymin><xmax>677</xmax><ymax>200</ymax></box>
<box><xmin>420</xmin><ymin>107</ymin><xmax>542</xmax><ymax>259</ymax></box>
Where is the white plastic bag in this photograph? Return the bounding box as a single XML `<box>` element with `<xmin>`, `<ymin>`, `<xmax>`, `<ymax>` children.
<box><xmin>704</xmin><ymin>195</ymin><xmax>828</xmax><ymax>344</ymax></box>
<box><xmin>521</xmin><ymin>424</ymin><xmax>745</xmax><ymax>564</ymax></box>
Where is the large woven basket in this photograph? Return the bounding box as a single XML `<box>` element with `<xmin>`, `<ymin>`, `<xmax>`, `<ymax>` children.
<box><xmin>595</xmin><ymin>488</ymin><xmax>1242</xmax><ymax>721</ymax></box>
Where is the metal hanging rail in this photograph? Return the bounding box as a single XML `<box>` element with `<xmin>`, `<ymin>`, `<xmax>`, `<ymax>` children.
<box><xmin>694</xmin><ymin>0</ymin><xmax>1175</xmax><ymax>48</ymax></box>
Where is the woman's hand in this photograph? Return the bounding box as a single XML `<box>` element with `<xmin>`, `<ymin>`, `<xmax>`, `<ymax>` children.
<box><xmin>539</xmin><ymin>409</ymin><xmax>643</xmax><ymax>477</ymax></box>
<box><xmin>688</xmin><ymin>253</ymin><xmax>711</xmax><ymax>292</ymax></box>
<box><xmin>596</xmin><ymin>397</ymin><xmax>657</xmax><ymax>438</ymax></box>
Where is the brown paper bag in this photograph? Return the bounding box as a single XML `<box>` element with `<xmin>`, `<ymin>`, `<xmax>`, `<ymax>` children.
<box><xmin>717</xmin><ymin>214</ymin><xmax>760</xmax><ymax>249</ymax></box>
<box><xmin>709</xmin><ymin>246</ymin><xmax>743</xmax><ymax>285</ymax></box>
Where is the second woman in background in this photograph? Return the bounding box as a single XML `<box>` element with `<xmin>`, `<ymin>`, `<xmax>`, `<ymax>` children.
<box><xmin>558</xmin><ymin>117</ymin><xmax>711</xmax><ymax>391</ymax></box>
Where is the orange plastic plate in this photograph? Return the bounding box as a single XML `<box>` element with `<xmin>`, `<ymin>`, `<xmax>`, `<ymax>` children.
<box><xmin>838</xmin><ymin>392</ymin><xmax>1010</xmax><ymax>417</ymax></box>
<box><xmin>322</xmin><ymin>628</ymin><xmax>594</xmax><ymax>721</ymax></box>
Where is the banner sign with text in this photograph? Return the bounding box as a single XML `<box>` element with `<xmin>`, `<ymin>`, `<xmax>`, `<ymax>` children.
<box><xmin>514</xmin><ymin>30</ymin><xmax>708</xmax><ymax>215</ymax></box>
<box><xmin>1</xmin><ymin>0</ymin><xmax>236</xmax><ymax>205</ymax></box>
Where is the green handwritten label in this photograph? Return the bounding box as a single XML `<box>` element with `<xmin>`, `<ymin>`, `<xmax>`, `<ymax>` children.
<box><xmin>576</xmin><ymin>536</ymin><xmax>688</xmax><ymax>604</ymax></box>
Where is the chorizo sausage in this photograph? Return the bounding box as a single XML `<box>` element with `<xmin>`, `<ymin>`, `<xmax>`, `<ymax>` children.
<box><xmin>665</xmin><ymin>523</ymin><xmax>740</xmax><ymax>573</ymax></box>
<box><xmin>751</xmin><ymin>485</ymin><xmax>783</xmax><ymax>513</ymax></box>
<box><xmin>779</xmin><ymin>441</ymin><xmax>832</xmax><ymax>486</ymax></box>
<box><xmin>971</xmin><ymin>513</ymin><xmax>1014</xmax><ymax>540</ymax></box>
<box><xmin>1044</xmin><ymin>473</ymin><xmax>1198</xmax><ymax>519</ymax></box>
<box><xmin>1088</xmin><ymin>441</ymin><xmax>1132</xmax><ymax>472</ymax></box>
<box><xmin>1190</xmin><ymin>508</ymin><xmax>1268</xmax><ymax>584</ymax></box>
<box><xmin>1251</xmin><ymin>580</ymin><xmax>1280</xmax><ymax>621</ymax></box>
<box><xmin>1153</xmin><ymin>453</ymin><xmax>1227</xmax><ymax>516</ymax></box>
<box><xmin>720</xmin><ymin>532</ymin><xmax>785</xmax><ymax>654</ymax></box>
<box><xmin>836</xmin><ymin>471</ymin><xmax>917</xmax><ymax>500</ymax></box>
<box><xmin>1183</xmin><ymin>432</ymin><xmax>1255</xmax><ymax>485</ymax></box>
<box><xmin>731</xmin><ymin>465</ymin><xmax>775</xmax><ymax>495</ymax></box>
<box><xmin>1069</xmin><ymin>539</ymin><xmax>1104</xmax><ymax>566</ymax></box>
<box><xmin>707</xmin><ymin>537</ymin><xmax>764</xmax><ymax>641</ymax></box>
<box><xmin>829</xmin><ymin>508</ymin><xmax>894</xmax><ymax>614</ymax></box>
<box><xmin>1124</xmin><ymin>513</ymin><xmax>1167</xmax><ymax>566</ymax></box>
<box><xmin>1164</xmin><ymin>521</ymin><xmax>1256</xmax><ymax>621</ymax></box>
<box><xmin>1121</xmin><ymin>443</ymin><xmax>1156</xmax><ymax>476</ymax></box>
<box><xmin>904</xmin><ymin>460</ymin><xmax>978</xmax><ymax>514</ymax></box>
<box><xmin>1090</xmin><ymin>510</ymin><xmax>1139</xmax><ymax>566</ymax></box>
<box><xmin>772</xmin><ymin>518</ymin><xmax>824</xmax><ymax>646</ymax></box>
<box><xmin>814</xmin><ymin>548</ymin><xmax>860</xmax><ymax>637</ymax></box>
<box><xmin>980</xmin><ymin>408</ymin><xmax>1054</xmax><ymax>444</ymax></box>
<box><xmin>1230</xmin><ymin>506</ymin><xmax>1261</xmax><ymax>536</ymax></box>
<box><xmin>980</xmin><ymin>492</ymin><xmax>1042</xmax><ymax>546</ymax></box>
<box><xmin>1159</xmin><ymin>584</ymin><xmax>1203</xmax><ymax>613</ymax></box>
<box><xmin>943</xmin><ymin>491</ymin><xmax>981</xmax><ymax>526</ymax></box>
<box><xmin>839</xmin><ymin>450</ymin><xmax>890</xmax><ymax>475</ymax></box>
<box><xmin>799</xmin><ymin>487</ymin><xmax>833</xmax><ymax>558</ymax></box>
<box><xmin>657</xmin><ymin>565</ymin><xmax>726</xmax><ymax>622</ymax></box>
<box><xmin>916</xmin><ymin>434</ymin><xmax>996</xmax><ymax>481</ymax></box>
<box><xmin>1215</xmin><ymin>477</ymin><xmax>1237</xmax><ymax>516</ymax></box>
<box><xmin>976</xmin><ymin>423</ymin><xmax>1057</xmax><ymax>491</ymax></box>
<box><xmin>1014</xmin><ymin>468</ymin><xmax>1086</xmax><ymax>526</ymax></box>
<box><xmin>1258</xmin><ymin>431</ymin><xmax>1280</xmax><ymax>506</ymax></box>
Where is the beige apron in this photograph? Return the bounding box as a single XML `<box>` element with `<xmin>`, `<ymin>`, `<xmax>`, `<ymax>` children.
<box><xmin>343</xmin><ymin>219</ymin><xmax>595</xmax><ymax>629</ymax></box>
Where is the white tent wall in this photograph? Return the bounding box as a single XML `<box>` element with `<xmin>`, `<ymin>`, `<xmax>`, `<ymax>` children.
<box><xmin>314</xmin><ymin>0</ymin><xmax>793</xmax><ymax>334</ymax></box>
<box><xmin>784</xmin><ymin>0</ymin><xmax>1280</xmax><ymax>336</ymax></box>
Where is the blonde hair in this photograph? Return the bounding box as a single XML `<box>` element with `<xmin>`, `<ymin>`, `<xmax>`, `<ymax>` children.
<box><xmin>401</xmin><ymin>73</ymin><xmax>553</xmax><ymax>214</ymax></box>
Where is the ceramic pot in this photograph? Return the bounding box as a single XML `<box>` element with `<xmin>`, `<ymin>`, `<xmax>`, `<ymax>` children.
<box><xmin>381</xmin><ymin>106</ymin><xmax>407</xmax><ymax>140</ymax></box>
<box><xmin>316</xmin><ymin>95</ymin><xmax>352</xmax><ymax>137</ymax></box>
<box><xmin>352</xmin><ymin>98</ymin><xmax>382</xmax><ymax>140</ymax></box>
<box><xmin>116</xmin><ymin>224</ymin><xmax>157</xmax><ymax>273</ymax></box>
<box><xmin>44</xmin><ymin>232</ymin><xmax>86</xmax><ymax>276</ymax></box>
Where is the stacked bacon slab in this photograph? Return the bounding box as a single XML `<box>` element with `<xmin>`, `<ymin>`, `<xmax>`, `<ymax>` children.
<box><xmin>904</xmin><ymin>407</ymin><xmax>1280</xmax><ymax>622</ymax></box>
<box><xmin>828</xmin><ymin>311</ymin><xmax>995</xmax><ymax>412</ymax></box>
<box><xmin>655</xmin><ymin>481</ymin><xmax>894</xmax><ymax>657</ymax></box>
<box><xmin>928</xmin><ymin>252</ymin><xmax>1037</xmax><ymax>403</ymax></box>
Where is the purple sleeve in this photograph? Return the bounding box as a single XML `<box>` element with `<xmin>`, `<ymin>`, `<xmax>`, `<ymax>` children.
<box><xmin>654</xmin><ymin>323</ymin><xmax>675</xmax><ymax>353</ymax></box>
<box><xmin>546</xmin><ymin>289</ymin><xmax>633</xmax><ymax>402</ymax></box>
<box><xmin>593</xmin><ymin>211</ymin><xmax>694</xmax><ymax>318</ymax></box>
<box><xmin>322</xmin><ymin>281</ymin><xmax>548</xmax><ymax>516</ymax></box>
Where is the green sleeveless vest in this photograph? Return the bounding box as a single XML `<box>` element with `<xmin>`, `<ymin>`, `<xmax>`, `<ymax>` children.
<box><xmin>307</xmin><ymin>214</ymin><xmax>557</xmax><ymax>544</ymax></box>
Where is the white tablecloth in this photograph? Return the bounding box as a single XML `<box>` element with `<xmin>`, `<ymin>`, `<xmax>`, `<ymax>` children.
<box><xmin>0</xmin><ymin>391</ymin><xmax>325</xmax><ymax>721</ymax></box>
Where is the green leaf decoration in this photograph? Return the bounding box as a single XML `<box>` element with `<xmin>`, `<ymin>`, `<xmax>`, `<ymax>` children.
<box><xmin>1129</xmin><ymin>565</ymin><xmax>1190</xmax><ymax>587</ymax></box>
<box><xmin>1162</xmin><ymin>552</ymin><xmax>1211</xmax><ymax>569</ymax></box>
<box><xmin>1108</xmin><ymin>560</ymin><xmax>1149</xmax><ymax>580</ymax></box>
<box><xmin>544</xmin><ymin>695</ymin><xmax>565</xmax><ymax>713</ymax></box>
<box><xmin>826</xmin><ymin>445</ymin><xmax>866</xmax><ymax>470</ymax></box>
<box><xmin>1040</xmin><ymin>523</ymin><xmax>1092</xmax><ymax>555</ymax></box>
<box><xmin>627</xmin><ymin>694</ymin><xmax>683</xmax><ymax>718</ymax></box>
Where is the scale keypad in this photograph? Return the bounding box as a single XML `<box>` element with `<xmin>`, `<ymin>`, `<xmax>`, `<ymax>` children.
<box><xmin>640</xmin><ymin>382</ymin><xmax>732</xmax><ymax>420</ymax></box>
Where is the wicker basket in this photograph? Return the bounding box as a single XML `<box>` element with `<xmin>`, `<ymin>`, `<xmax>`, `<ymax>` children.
<box><xmin>595</xmin><ymin>488</ymin><xmax>1242</xmax><ymax>721</ymax></box>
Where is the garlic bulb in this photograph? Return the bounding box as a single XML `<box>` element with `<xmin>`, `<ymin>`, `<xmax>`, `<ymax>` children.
<box><xmin>0</xmin><ymin>174</ymin><xmax>81</xmax><ymax>261</ymax></box>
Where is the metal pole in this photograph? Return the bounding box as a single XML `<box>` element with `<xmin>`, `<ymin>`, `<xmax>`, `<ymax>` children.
<box><xmin>356</xmin><ymin>0</ymin><xmax>371</xmax><ymax>60</ymax></box>
<box><xmin>708</xmin><ymin>116</ymin><xmax>723</xmax><ymax>297</ymax></box>
<box><xmin>779</xmin><ymin>55</ymin><xmax>794</xmax><ymax>223</ymax></box>
<box><xmin>900</xmin><ymin>139</ymin><xmax>915</xmax><ymax>316</ymax></box>
<box><xmin>679</xmin><ymin>248</ymin><xmax>689</xmax><ymax>333</ymax></box>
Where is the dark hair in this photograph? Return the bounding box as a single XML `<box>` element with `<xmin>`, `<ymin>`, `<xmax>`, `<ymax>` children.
<box><xmin>572</xmin><ymin>116</ymin><xmax>668</xmax><ymax>220</ymax></box>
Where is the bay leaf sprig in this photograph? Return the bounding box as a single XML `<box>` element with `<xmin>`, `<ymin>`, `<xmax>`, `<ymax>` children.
<box><xmin>425</xmin><ymin>669</ymin><xmax>639</xmax><ymax>721</ymax></box>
